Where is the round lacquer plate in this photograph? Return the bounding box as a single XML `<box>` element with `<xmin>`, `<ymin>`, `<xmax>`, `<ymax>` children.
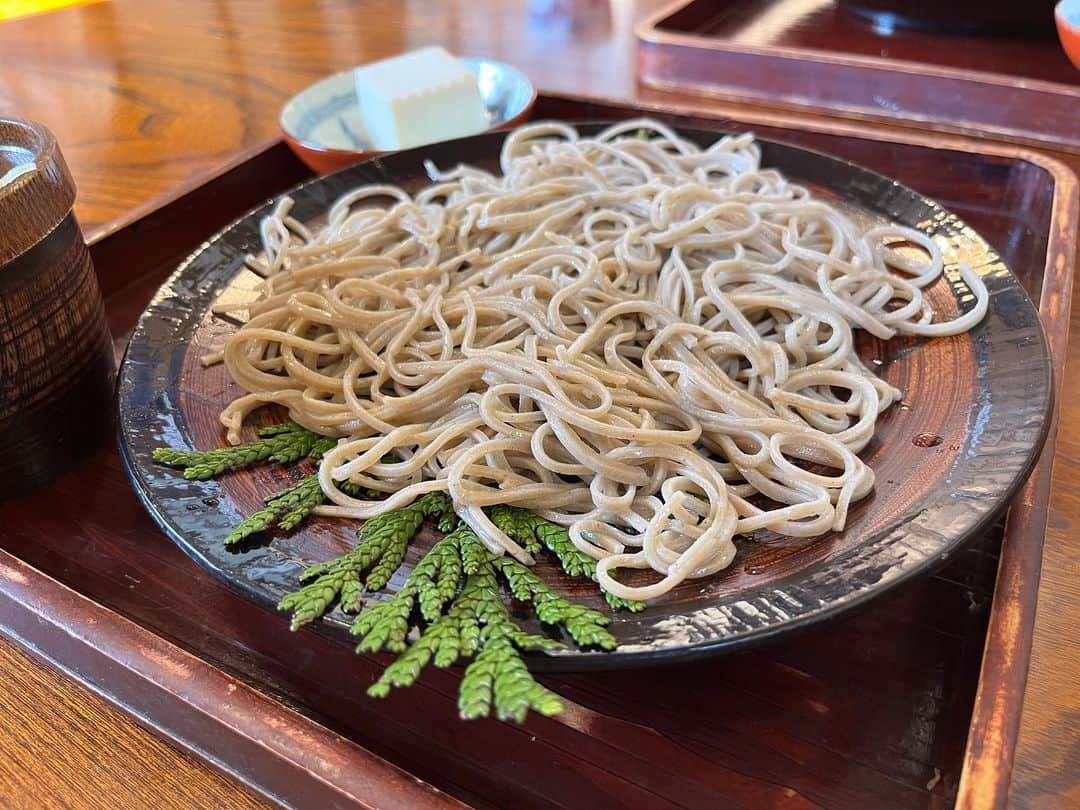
<box><xmin>117</xmin><ymin>124</ymin><xmax>1053</xmax><ymax>670</ymax></box>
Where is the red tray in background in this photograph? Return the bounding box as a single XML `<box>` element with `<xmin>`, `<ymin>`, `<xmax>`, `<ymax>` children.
<box><xmin>0</xmin><ymin>92</ymin><xmax>1072</xmax><ymax>808</ymax></box>
<box><xmin>637</xmin><ymin>0</ymin><xmax>1080</xmax><ymax>154</ymax></box>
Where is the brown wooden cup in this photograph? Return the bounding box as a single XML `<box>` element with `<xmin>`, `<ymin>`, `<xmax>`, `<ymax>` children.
<box><xmin>0</xmin><ymin>117</ymin><xmax>115</xmax><ymax>498</ymax></box>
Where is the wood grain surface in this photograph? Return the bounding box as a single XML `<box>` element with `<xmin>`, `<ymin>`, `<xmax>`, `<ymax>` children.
<box><xmin>0</xmin><ymin>0</ymin><xmax>1077</xmax><ymax>807</ymax></box>
<box><xmin>0</xmin><ymin>117</ymin><xmax>76</xmax><ymax>264</ymax></box>
<box><xmin>0</xmin><ymin>213</ymin><xmax>115</xmax><ymax>496</ymax></box>
<box><xmin>0</xmin><ymin>0</ymin><xmax>659</xmax><ymax>239</ymax></box>
<box><xmin>0</xmin><ymin>117</ymin><xmax>115</xmax><ymax>495</ymax></box>
<box><xmin>0</xmin><ymin>633</ymin><xmax>268</xmax><ymax>809</ymax></box>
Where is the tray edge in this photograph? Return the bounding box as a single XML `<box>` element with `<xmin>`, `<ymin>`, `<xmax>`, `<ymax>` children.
<box><xmin>0</xmin><ymin>546</ymin><xmax>459</xmax><ymax>810</ymax></box>
<box><xmin>4</xmin><ymin>90</ymin><xmax>1071</xmax><ymax>806</ymax></box>
<box><xmin>634</xmin><ymin>0</ymin><xmax>1080</xmax><ymax>154</ymax></box>
<box><xmin>955</xmin><ymin>147</ymin><xmax>1079</xmax><ymax>810</ymax></box>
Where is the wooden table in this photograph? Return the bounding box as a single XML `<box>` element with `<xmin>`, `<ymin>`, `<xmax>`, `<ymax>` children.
<box><xmin>0</xmin><ymin>633</ymin><xmax>267</xmax><ymax>807</ymax></box>
<box><xmin>0</xmin><ymin>1</ymin><xmax>1076</xmax><ymax>807</ymax></box>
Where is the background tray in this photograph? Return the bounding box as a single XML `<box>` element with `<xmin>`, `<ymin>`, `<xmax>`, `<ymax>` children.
<box><xmin>637</xmin><ymin>0</ymin><xmax>1080</xmax><ymax>154</ymax></box>
<box><xmin>0</xmin><ymin>92</ymin><xmax>1072</xmax><ymax>808</ymax></box>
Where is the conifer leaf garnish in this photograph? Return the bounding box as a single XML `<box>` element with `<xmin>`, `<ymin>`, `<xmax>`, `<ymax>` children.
<box><xmin>154</xmin><ymin>425</ymin><xmax>636</xmax><ymax>722</ymax></box>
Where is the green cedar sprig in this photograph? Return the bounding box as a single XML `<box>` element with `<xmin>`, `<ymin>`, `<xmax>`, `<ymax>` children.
<box><xmin>490</xmin><ymin>505</ymin><xmax>644</xmax><ymax>613</ymax></box>
<box><xmin>155</xmin><ymin>421</ymin><xmax>391</xmax><ymax>545</ymax></box>
<box><xmin>355</xmin><ymin>529</ymin><xmax>567</xmax><ymax>722</ymax></box>
<box><xmin>153</xmin><ymin>426</ymin><xmax>639</xmax><ymax>723</ymax></box>
<box><xmin>459</xmin><ymin>632</ymin><xmax>564</xmax><ymax>723</ymax></box>
<box><xmin>223</xmin><ymin>474</ymin><xmax>373</xmax><ymax>546</ymax></box>
<box><xmin>413</xmin><ymin>530</ymin><xmax>464</xmax><ymax>621</ymax></box>
<box><xmin>276</xmin><ymin>513</ymin><xmax>612</xmax><ymax>722</ymax></box>
<box><xmin>493</xmin><ymin>556</ymin><xmax>616</xmax><ymax>650</ymax></box>
<box><xmin>152</xmin><ymin>421</ymin><xmax>331</xmax><ymax>479</ymax></box>
<box><xmin>278</xmin><ymin>491</ymin><xmax>453</xmax><ymax>629</ymax></box>
<box><xmin>349</xmin><ymin>523</ymin><xmax>477</xmax><ymax>652</ymax></box>
<box><xmin>226</xmin><ymin>474</ymin><xmax>322</xmax><ymax>545</ymax></box>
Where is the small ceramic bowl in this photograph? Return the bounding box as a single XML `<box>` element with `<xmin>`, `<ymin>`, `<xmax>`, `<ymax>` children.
<box><xmin>1057</xmin><ymin>0</ymin><xmax>1080</xmax><ymax>70</ymax></box>
<box><xmin>280</xmin><ymin>56</ymin><xmax>536</xmax><ymax>174</ymax></box>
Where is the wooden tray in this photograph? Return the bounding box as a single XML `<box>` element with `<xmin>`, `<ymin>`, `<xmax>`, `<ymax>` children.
<box><xmin>0</xmin><ymin>92</ymin><xmax>1072</xmax><ymax>808</ymax></box>
<box><xmin>636</xmin><ymin>0</ymin><xmax>1080</xmax><ymax>154</ymax></box>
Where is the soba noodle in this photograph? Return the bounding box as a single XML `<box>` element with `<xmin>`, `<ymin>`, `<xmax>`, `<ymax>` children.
<box><xmin>209</xmin><ymin>119</ymin><xmax>988</xmax><ymax>601</ymax></box>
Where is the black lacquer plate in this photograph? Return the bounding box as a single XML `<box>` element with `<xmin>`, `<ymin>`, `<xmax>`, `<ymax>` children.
<box><xmin>117</xmin><ymin>124</ymin><xmax>1053</xmax><ymax>670</ymax></box>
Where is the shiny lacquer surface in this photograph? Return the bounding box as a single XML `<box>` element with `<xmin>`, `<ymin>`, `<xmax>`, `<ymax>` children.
<box><xmin>0</xmin><ymin>1</ymin><xmax>1078</xmax><ymax>807</ymax></box>
<box><xmin>690</xmin><ymin>0</ymin><xmax>1078</xmax><ymax>82</ymax></box>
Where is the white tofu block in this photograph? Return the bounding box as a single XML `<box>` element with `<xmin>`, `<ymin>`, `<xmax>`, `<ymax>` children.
<box><xmin>353</xmin><ymin>47</ymin><xmax>489</xmax><ymax>151</ymax></box>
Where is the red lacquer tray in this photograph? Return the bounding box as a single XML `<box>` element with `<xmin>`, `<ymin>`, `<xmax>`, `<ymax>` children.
<box><xmin>0</xmin><ymin>92</ymin><xmax>1073</xmax><ymax>808</ymax></box>
<box><xmin>637</xmin><ymin>0</ymin><xmax>1080</xmax><ymax>154</ymax></box>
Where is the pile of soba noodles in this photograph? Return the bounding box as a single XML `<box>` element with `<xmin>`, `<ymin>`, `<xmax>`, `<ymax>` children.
<box><xmin>209</xmin><ymin>119</ymin><xmax>988</xmax><ymax>601</ymax></box>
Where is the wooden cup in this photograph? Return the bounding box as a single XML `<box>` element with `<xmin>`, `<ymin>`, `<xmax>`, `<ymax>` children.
<box><xmin>0</xmin><ymin>117</ymin><xmax>115</xmax><ymax>498</ymax></box>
